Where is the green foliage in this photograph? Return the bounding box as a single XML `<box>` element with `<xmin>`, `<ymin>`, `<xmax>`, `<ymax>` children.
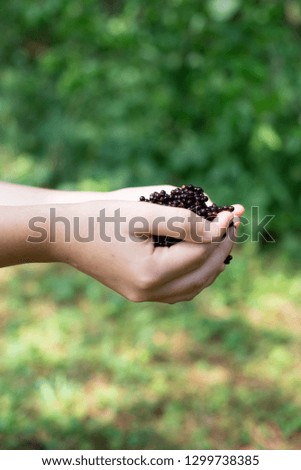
<box><xmin>0</xmin><ymin>0</ymin><xmax>301</xmax><ymax>451</ymax></box>
<box><xmin>0</xmin><ymin>0</ymin><xmax>301</xmax><ymax>250</ymax></box>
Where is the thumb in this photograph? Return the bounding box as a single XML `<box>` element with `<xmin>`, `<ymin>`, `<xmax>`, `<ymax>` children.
<box><xmin>138</xmin><ymin>203</ymin><xmax>234</xmax><ymax>243</ymax></box>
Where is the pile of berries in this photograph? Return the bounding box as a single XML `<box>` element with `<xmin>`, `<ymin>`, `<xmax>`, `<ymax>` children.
<box><xmin>140</xmin><ymin>184</ymin><xmax>234</xmax><ymax>264</ymax></box>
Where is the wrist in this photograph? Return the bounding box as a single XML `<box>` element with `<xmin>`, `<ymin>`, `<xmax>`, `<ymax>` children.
<box><xmin>44</xmin><ymin>189</ymin><xmax>113</xmax><ymax>204</ymax></box>
<box><xmin>0</xmin><ymin>204</ymin><xmax>56</xmax><ymax>267</ymax></box>
<box><xmin>37</xmin><ymin>201</ymin><xmax>108</xmax><ymax>266</ymax></box>
<box><xmin>26</xmin><ymin>203</ymin><xmax>78</xmax><ymax>265</ymax></box>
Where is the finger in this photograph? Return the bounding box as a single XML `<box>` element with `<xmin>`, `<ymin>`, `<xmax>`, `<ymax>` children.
<box><xmin>151</xmin><ymin>239</ymin><xmax>217</xmax><ymax>282</ymax></box>
<box><xmin>209</xmin><ymin>205</ymin><xmax>244</xmax><ymax>234</ymax></box>
<box><xmin>231</xmin><ymin>204</ymin><xmax>245</xmax><ymax>229</ymax></box>
<box><xmin>200</xmin><ymin>224</ymin><xmax>236</xmax><ymax>277</ymax></box>
<box><xmin>135</xmin><ymin>203</ymin><xmax>235</xmax><ymax>244</ymax></box>
<box><xmin>232</xmin><ymin>204</ymin><xmax>245</xmax><ymax>216</ymax></box>
<box><xmin>166</xmin><ymin>268</ymin><xmax>222</xmax><ymax>304</ymax></box>
<box><xmin>206</xmin><ymin>210</ymin><xmax>236</xmax><ymax>243</ymax></box>
<box><xmin>146</xmin><ymin>210</ymin><xmax>235</xmax><ymax>282</ymax></box>
<box><xmin>149</xmin><ymin>265</ymin><xmax>223</xmax><ymax>304</ymax></box>
<box><xmin>150</xmin><ymin>226</ymin><xmax>236</xmax><ymax>302</ymax></box>
<box><xmin>150</xmin><ymin>263</ymin><xmax>224</xmax><ymax>303</ymax></box>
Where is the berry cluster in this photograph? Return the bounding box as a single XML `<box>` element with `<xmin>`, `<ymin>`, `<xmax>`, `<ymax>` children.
<box><xmin>140</xmin><ymin>184</ymin><xmax>234</xmax><ymax>264</ymax></box>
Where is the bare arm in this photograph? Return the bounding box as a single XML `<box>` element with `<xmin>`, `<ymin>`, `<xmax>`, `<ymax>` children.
<box><xmin>0</xmin><ymin>182</ymin><xmax>177</xmax><ymax>205</ymax></box>
<box><xmin>0</xmin><ymin>182</ymin><xmax>244</xmax><ymax>303</ymax></box>
<box><xmin>0</xmin><ymin>204</ymin><xmax>54</xmax><ymax>267</ymax></box>
<box><xmin>0</xmin><ymin>181</ymin><xmax>112</xmax><ymax>205</ymax></box>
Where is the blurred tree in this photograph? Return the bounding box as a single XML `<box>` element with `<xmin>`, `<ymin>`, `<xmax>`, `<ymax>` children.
<box><xmin>0</xmin><ymin>0</ymin><xmax>300</xmax><ymax>252</ymax></box>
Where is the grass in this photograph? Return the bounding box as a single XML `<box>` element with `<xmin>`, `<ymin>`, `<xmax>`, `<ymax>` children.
<box><xmin>0</xmin><ymin>245</ymin><xmax>300</xmax><ymax>450</ymax></box>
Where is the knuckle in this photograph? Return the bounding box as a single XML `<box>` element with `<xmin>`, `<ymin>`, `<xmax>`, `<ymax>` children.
<box><xmin>124</xmin><ymin>270</ymin><xmax>158</xmax><ymax>302</ymax></box>
<box><xmin>202</xmin><ymin>276</ymin><xmax>214</xmax><ymax>289</ymax></box>
<box><xmin>135</xmin><ymin>271</ymin><xmax>157</xmax><ymax>292</ymax></box>
<box><xmin>125</xmin><ymin>289</ymin><xmax>152</xmax><ymax>303</ymax></box>
<box><xmin>182</xmin><ymin>293</ymin><xmax>196</xmax><ymax>302</ymax></box>
<box><xmin>206</xmin><ymin>278</ymin><xmax>215</xmax><ymax>288</ymax></box>
<box><xmin>202</xmin><ymin>229</ymin><xmax>215</xmax><ymax>243</ymax></box>
<box><xmin>189</xmin><ymin>281</ymin><xmax>201</xmax><ymax>292</ymax></box>
<box><xmin>189</xmin><ymin>276</ymin><xmax>206</xmax><ymax>292</ymax></box>
<box><xmin>125</xmin><ymin>291</ymin><xmax>145</xmax><ymax>303</ymax></box>
<box><xmin>192</xmin><ymin>286</ymin><xmax>204</xmax><ymax>297</ymax></box>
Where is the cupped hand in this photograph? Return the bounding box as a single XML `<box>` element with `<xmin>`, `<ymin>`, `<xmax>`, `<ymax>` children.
<box><xmin>53</xmin><ymin>199</ymin><xmax>244</xmax><ymax>303</ymax></box>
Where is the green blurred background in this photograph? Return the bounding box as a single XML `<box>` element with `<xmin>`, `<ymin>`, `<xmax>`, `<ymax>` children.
<box><xmin>0</xmin><ymin>0</ymin><xmax>301</xmax><ymax>450</ymax></box>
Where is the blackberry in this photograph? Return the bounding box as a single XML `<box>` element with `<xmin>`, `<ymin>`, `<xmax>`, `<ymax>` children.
<box><xmin>140</xmin><ymin>184</ymin><xmax>235</xmax><ymax>264</ymax></box>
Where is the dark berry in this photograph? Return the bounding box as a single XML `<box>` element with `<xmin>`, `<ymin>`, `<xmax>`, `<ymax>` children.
<box><xmin>224</xmin><ymin>255</ymin><xmax>233</xmax><ymax>265</ymax></box>
<box><xmin>139</xmin><ymin>184</ymin><xmax>237</xmax><ymax>255</ymax></box>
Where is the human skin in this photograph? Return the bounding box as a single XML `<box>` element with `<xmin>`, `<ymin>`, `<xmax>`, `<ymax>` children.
<box><xmin>0</xmin><ymin>183</ymin><xmax>244</xmax><ymax>303</ymax></box>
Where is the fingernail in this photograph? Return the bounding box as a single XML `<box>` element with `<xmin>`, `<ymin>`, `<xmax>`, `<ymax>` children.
<box><xmin>233</xmin><ymin>216</ymin><xmax>240</xmax><ymax>230</ymax></box>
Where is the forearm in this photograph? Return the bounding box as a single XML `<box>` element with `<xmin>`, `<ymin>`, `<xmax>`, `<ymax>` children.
<box><xmin>0</xmin><ymin>182</ymin><xmax>111</xmax><ymax>205</ymax></box>
<box><xmin>0</xmin><ymin>182</ymin><xmax>178</xmax><ymax>206</ymax></box>
<box><xmin>0</xmin><ymin>204</ymin><xmax>55</xmax><ymax>267</ymax></box>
